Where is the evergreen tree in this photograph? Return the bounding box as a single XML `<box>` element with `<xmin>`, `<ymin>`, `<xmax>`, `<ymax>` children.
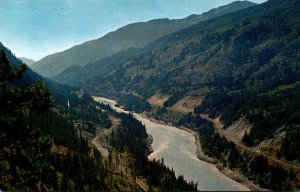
<box><xmin>0</xmin><ymin>50</ymin><xmax>53</xmax><ymax>190</ymax></box>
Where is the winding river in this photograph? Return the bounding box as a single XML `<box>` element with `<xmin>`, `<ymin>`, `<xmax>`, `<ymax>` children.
<box><xmin>93</xmin><ymin>96</ymin><xmax>249</xmax><ymax>191</ymax></box>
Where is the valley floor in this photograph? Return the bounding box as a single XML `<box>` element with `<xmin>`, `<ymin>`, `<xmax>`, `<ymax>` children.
<box><xmin>139</xmin><ymin>113</ymin><xmax>264</xmax><ymax>191</ymax></box>
<box><xmin>92</xmin><ymin>96</ymin><xmax>299</xmax><ymax>190</ymax></box>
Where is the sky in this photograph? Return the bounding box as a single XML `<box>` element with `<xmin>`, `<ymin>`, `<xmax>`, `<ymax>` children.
<box><xmin>0</xmin><ymin>0</ymin><xmax>267</xmax><ymax>61</ymax></box>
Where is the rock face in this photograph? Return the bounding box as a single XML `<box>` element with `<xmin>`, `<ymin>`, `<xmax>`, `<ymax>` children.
<box><xmin>169</xmin><ymin>96</ymin><xmax>203</xmax><ymax>113</ymax></box>
<box><xmin>223</xmin><ymin>117</ymin><xmax>252</xmax><ymax>143</ymax></box>
<box><xmin>86</xmin><ymin>1</ymin><xmax>300</xmax><ymax>157</ymax></box>
<box><xmin>145</xmin><ymin>134</ymin><xmax>154</xmax><ymax>156</ymax></box>
<box><xmin>147</xmin><ymin>94</ymin><xmax>169</xmax><ymax>107</ymax></box>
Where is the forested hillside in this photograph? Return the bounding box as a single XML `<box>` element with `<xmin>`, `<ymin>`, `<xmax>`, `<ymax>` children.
<box><xmin>4</xmin><ymin>0</ymin><xmax>299</xmax><ymax>190</ymax></box>
<box><xmin>87</xmin><ymin>0</ymin><xmax>300</xmax><ymax>154</ymax></box>
<box><xmin>32</xmin><ymin>1</ymin><xmax>256</xmax><ymax>78</ymax></box>
<box><xmin>0</xmin><ymin>49</ymin><xmax>108</xmax><ymax>190</ymax></box>
<box><xmin>97</xmin><ymin>104</ymin><xmax>198</xmax><ymax>191</ymax></box>
<box><xmin>54</xmin><ymin>47</ymin><xmax>143</xmax><ymax>87</ymax></box>
<box><xmin>0</xmin><ymin>43</ymin><xmax>198</xmax><ymax>190</ymax></box>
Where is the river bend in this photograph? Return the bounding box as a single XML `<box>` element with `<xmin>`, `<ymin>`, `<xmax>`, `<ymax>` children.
<box><xmin>93</xmin><ymin>96</ymin><xmax>249</xmax><ymax>191</ymax></box>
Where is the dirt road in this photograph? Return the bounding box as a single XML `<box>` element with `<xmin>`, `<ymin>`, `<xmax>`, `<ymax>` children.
<box><xmin>91</xmin><ymin>118</ymin><xmax>121</xmax><ymax>157</ymax></box>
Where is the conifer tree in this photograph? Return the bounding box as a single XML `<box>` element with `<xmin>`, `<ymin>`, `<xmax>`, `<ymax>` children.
<box><xmin>0</xmin><ymin>50</ymin><xmax>53</xmax><ymax>190</ymax></box>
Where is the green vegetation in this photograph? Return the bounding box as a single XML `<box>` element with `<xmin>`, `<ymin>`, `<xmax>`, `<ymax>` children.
<box><xmin>67</xmin><ymin>102</ymin><xmax>111</xmax><ymax>133</ymax></box>
<box><xmin>0</xmin><ymin>47</ymin><xmax>199</xmax><ymax>190</ymax></box>
<box><xmin>277</xmin><ymin>125</ymin><xmax>300</xmax><ymax>161</ymax></box>
<box><xmin>106</xmin><ymin>111</ymin><xmax>198</xmax><ymax>191</ymax></box>
<box><xmin>85</xmin><ymin>1</ymin><xmax>300</xmax><ymax>190</ymax></box>
<box><xmin>97</xmin><ymin>102</ymin><xmax>200</xmax><ymax>190</ymax></box>
<box><xmin>118</xmin><ymin>94</ymin><xmax>151</xmax><ymax>113</ymax></box>
<box><xmin>147</xmin><ymin>106</ymin><xmax>184</xmax><ymax>125</ymax></box>
<box><xmin>163</xmin><ymin>92</ymin><xmax>185</xmax><ymax>107</ymax></box>
<box><xmin>87</xmin><ymin>0</ymin><xmax>300</xmax><ymax>164</ymax></box>
<box><xmin>246</xmin><ymin>155</ymin><xmax>292</xmax><ymax>190</ymax></box>
<box><xmin>191</xmin><ymin>115</ymin><xmax>294</xmax><ymax>190</ymax></box>
<box><xmin>0</xmin><ymin>50</ymin><xmax>107</xmax><ymax>190</ymax></box>
<box><xmin>34</xmin><ymin>1</ymin><xmax>255</xmax><ymax>78</ymax></box>
<box><xmin>148</xmin><ymin>106</ymin><xmax>213</xmax><ymax>130</ymax></box>
<box><xmin>2</xmin><ymin>0</ymin><xmax>299</xmax><ymax>190</ymax></box>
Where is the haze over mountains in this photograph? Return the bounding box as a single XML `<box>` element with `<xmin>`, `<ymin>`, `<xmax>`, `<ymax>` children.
<box><xmin>19</xmin><ymin>57</ymin><xmax>35</xmax><ymax>65</ymax></box>
<box><xmin>31</xmin><ymin>1</ymin><xmax>256</xmax><ymax>77</ymax></box>
<box><xmin>91</xmin><ymin>0</ymin><xmax>300</xmax><ymax>134</ymax></box>
<box><xmin>52</xmin><ymin>0</ymin><xmax>300</xmax><ymax>171</ymax></box>
<box><xmin>20</xmin><ymin>0</ymin><xmax>300</xmax><ymax>160</ymax></box>
<box><xmin>2</xmin><ymin>0</ymin><xmax>300</xmax><ymax>190</ymax></box>
<box><xmin>1</xmin><ymin>42</ymin><xmax>175</xmax><ymax>191</ymax></box>
<box><xmin>54</xmin><ymin>1</ymin><xmax>259</xmax><ymax>87</ymax></box>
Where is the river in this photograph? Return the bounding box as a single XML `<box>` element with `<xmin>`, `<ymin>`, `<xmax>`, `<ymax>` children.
<box><xmin>93</xmin><ymin>96</ymin><xmax>249</xmax><ymax>191</ymax></box>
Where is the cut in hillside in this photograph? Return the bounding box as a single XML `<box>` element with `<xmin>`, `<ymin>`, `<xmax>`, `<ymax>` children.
<box><xmin>147</xmin><ymin>94</ymin><xmax>169</xmax><ymax>107</ymax></box>
<box><xmin>1</xmin><ymin>42</ymin><xmax>198</xmax><ymax>191</ymax></box>
<box><xmin>169</xmin><ymin>95</ymin><xmax>203</xmax><ymax>113</ymax></box>
<box><xmin>86</xmin><ymin>0</ymin><xmax>300</xmax><ymax>164</ymax></box>
<box><xmin>223</xmin><ymin>117</ymin><xmax>252</xmax><ymax>143</ymax></box>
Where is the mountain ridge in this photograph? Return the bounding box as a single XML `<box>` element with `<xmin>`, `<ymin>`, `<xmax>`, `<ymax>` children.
<box><xmin>31</xmin><ymin>1</ymin><xmax>256</xmax><ymax>77</ymax></box>
<box><xmin>19</xmin><ymin>57</ymin><xmax>35</xmax><ymax>65</ymax></box>
<box><xmin>83</xmin><ymin>0</ymin><xmax>300</xmax><ymax>168</ymax></box>
<box><xmin>54</xmin><ymin>47</ymin><xmax>143</xmax><ymax>86</ymax></box>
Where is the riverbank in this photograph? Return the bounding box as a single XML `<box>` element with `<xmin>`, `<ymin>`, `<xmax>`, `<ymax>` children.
<box><xmin>140</xmin><ymin>113</ymin><xmax>266</xmax><ymax>191</ymax></box>
<box><xmin>94</xmin><ymin>97</ymin><xmax>253</xmax><ymax>190</ymax></box>
<box><xmin>182</xmin><ymin>127</ymin><xmax>268</xmax><ymax>191</ymax></box>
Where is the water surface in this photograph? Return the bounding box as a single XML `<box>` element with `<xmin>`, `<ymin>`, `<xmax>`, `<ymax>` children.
<box><xmin>93</xmin><ymin>96</ymin><xmax>249</xmax><ymax>191</ymax></box>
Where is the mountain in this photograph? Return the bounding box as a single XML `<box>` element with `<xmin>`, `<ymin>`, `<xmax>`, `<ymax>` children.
<box><xmin>86</xmin><ymin>0</ymin><xmax>300</xmax><ymax>163</ymax></box>
<box><xmin>0</xmin><ymin>42</ymin><xmax>83</xmax><ymax>105</ymax></box>
<box><xmin>31</xmin><ymin>1</ymin><xmax>256</xmax><ymax>77</ymax></box>
<box><xmin>0</xmin><ymin>42</ymin><xmax>198</xmax><ymax>191</ymax></box>
<box><xmin>19</xmin><ymin>57</ymin><xmax>35</xmax><ymax>65</ymax></box>
<box><xmin>54</xmin><ymin>47</ymin><xmax>143</xmax><ymax>86</ymax></box>
<box><xmin>0</xmin><ymin>42</ymin><xmax>110</xmax><ymax>190</ymax></box>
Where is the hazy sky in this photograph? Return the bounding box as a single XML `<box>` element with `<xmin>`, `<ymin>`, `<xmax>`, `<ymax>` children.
<box><xmin>0</xmin><ymin>0</ymin><xmax>267</xmax><ymax>61</ymax></box>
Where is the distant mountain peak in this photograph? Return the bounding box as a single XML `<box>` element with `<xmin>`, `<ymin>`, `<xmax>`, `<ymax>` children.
<box><xmin>19</xmin><ymin>57</ymin><xmax>36</xmax><ymax>65</ymax></box>
<box><xmin>31</xmin><ymin>0</ymin><xmax>256</xmax><ymax>78</ymax></box>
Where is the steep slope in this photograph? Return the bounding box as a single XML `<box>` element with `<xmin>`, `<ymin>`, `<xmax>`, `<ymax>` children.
<box><xmin>86</xmin><ymin>0</ymin><xmax>300</xmax><ymax>161</ymax></box>
<box><xmin>31</xmin><ymin>18</ymin><xmax>199</xmax><ymax>77</ymax></box>
<box><xmin>145</xmin><ymin>0</ymin><xmax>262</xmax><ymax>51</ymax></box>
<box><xmin>1</xmin><ymin>43</ymin><xmax>200</xmax><ymax>191</ymax></box>
<box><xmin>0</xmin><ymin>43</ymin><xmax>109</xmax><ymax>190</ymax></box>
<box><xmin>0</xmin><ymin>42</ymin><xmax>84</xmax><ymax>106</ymax></box>
<box><xmin>54</xmin><ymin>47</ymin><xmax>143</xmax><ymax>86</ymax></box>
<box><xmin>19</xmin><ymin>57</ymin><xmax>35</xmax><ymax>65</ymax></box>
<box><xmin>32</xmin><ymin>1</ymin><xmax>256</xmax><ymax>77</ymax></box>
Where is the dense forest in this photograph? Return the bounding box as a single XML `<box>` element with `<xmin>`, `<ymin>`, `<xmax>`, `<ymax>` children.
<box><xmin>97</xmin><ymin>102</ymin><xmax>198</xmax><ymax>190</ymax></box>
<box><xmin>88</xmin><ymin>1</ymin><xmax>300</xmax><ymax>190</ymax></box>
<box><xmin>2</xmin><ymin>0</ymin><xmax>300</xmax><ymax>190</ymax></box>
<box><xmin>196</xmin><ymin>119</ymin><xmax>294</xmax><ymax>190</ymax></box>
<box><xmin>0</xmin><ymin>50</ymin><xmax>108</xmax><ymax>190</ymax></box>
<box><xmin>37</xmin><ymin>1</ymin><xmax>256</xmax><ymax>81</ymax></box>
<box><xmin>0</xmin><ymin>48</ymin><xmax>198</xmax><ymax>190</ymax></box>
<box><xmin>117</xmin><ymin>94</ymin><xmax>151</xmax><ymax>113</ymax></box>
<box><xmin>147</xmin><ymin>105</ymin><xmax>295</xmax><ymax>190</ymax></box>
<box><xmin>103</xmin><ymin>109</ymin><xmax>198</xmax><ymax>191</ymax></box>
<box><xmin>86</xmin><ymin>0</ymin><xmax>300</xmax><ymax>163</ymax></box>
